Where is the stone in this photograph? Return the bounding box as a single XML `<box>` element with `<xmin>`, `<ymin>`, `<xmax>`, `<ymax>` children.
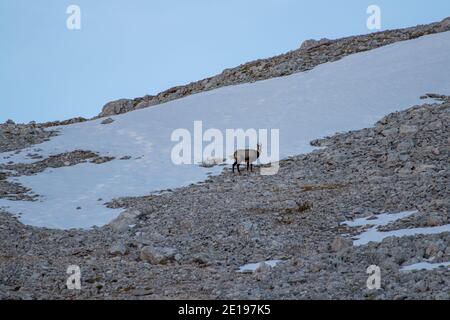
<box><xmin>140</xmin><ymin>246</ymin><xmax>178</xmax><ymax>265</ymax></box>
<box><xmin>429</xmin><ymin>147</ymin><xmax>440</xmax><ymax>155</ymax></box>
<box><xmin>425</xmin><ymin>244</ymin><xmax>439</xmax><ymax>258</ymax></box>
<box><xmin>255</xmin><ymin>262</ymin><xmax>272</xmax><ymax>273</ymax></box>
<box><xmin>439</xmin><ymin>17</ymin><xmax>450</xmax><ymax>31</ymax></box>
<box><xmin>426</xmin><ymin>120</ymin><xmax>443</xmax><ymax>131</ymax></box>
<box><xmin>134</xmin><ymin>100</ymin><xmax>152</xmax><ymax>110</ymax></box>
<box><xmin>101</xmin><ymin>118</ymin><xmax>115</xmax><ymax>125</ymax></box>
<box><xmin>109</xmin><ymin>243</ymin><xmax>128</xmax><ymax>256</ymax></box>
<box><xmin>300</xmin><ymin>38</ymin><xmax>331</xmax><ymax>51</ymax></box>
<box><xmin>426</xmin><ymin>216</ymin><xmax>442</xmax><ymax>227</ymax></box>
<box><xmin>398</xmin><ymin>154</ymin><xmax>409</xmax><ymax>162</ymax></box>
<box><xmin>415</xmin><ymin>164</ymin><xmax>436</xmax><ymax>173</ymax></box>
<box><xmin>397</xmin><ymin>139</ymin><xmax>415</xmax><ymax>152</ymax></box>
<box><xmin>399</xmin><ymin>125</ymin><xmax>418</xmax><ymax>134</ymax></box>
<box><xmin>381</xmin><ymin>128</ymin><xmax>398</xmax><ymax>136</ymax></box>
<box><xmin>191</xmin><ymin>254</ymin><xmax>210</xmax><ymax>265</ymax></box>
<box><xmin>330</xmin><ymin>236</ymin><xmax>351</xmax><ymax>252</ymax></box>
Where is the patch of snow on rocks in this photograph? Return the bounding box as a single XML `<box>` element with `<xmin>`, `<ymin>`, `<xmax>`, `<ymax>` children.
<box><xmin>400</xmin><ymin>261</ymin><xmax>450</xmax><ymax>272</ymax></box>
<box><xmin>238</xmin><ymin>260</ymin><xmax>282</xmax><ymax>273</ymax></box>
<box><xmin>342</xmin><ymin>211</ymin><xmax>450</xmax><ymax>246</ymax></box>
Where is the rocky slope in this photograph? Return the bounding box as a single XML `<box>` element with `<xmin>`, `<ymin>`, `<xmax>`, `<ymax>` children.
<box><xmin>98</xmin><ymin>17</ymin><xmax>450</xmax><ymax>118</ymax></box>
<box><xmin>1</xmin><ymin>96</ymin><xmax>448</xmax><ymax>299</ymax></box>
<box><xmin>0</xmin><ymin>120</ymin><xmax>58</xmax><ymax>153</ymax></box>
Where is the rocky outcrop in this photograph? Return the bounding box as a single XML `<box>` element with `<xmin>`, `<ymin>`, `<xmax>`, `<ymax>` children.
<box><xmin>0</xmin><ymin>121</ymin><xmax>58</xmax><ymax>153</ymax></box>
<box><xmin>299</xmin><ymin>38</ymin><xmax>331</xmax><ymax>51</ymax></box>
<box><xmin>439</xmin><ymin>17</ymin><xmax>450</xmax><ymax>31</ymax></box>
<box><xmin>40</xmin><ymin>117</ymin><xmax>88</xmax><ymax>128</ymax></box>
<box><xmin>0</xmin><ymin>150</ymin><xmax>115</xmax><ymax>201</ymax></box>
<box><xmin>107</xmin><ymin>209</ymin><xmax>141</xmax><ymax>232</ymax></box>
<box><xmin>98</xmin><ymin>99</ymin><xmax>135</xmax><ymax>119</ymax></box>
<box><xmin>140</xmin><ymin>246</ymin><xmax>179</xmax><ymax>265</ymax></box>
<box><xmin>98</xmin><ymin>17</ymin><xmax>450</xmax><ymax>117</ymax></box>
<box><xmin>0</xmin><ymin>116</ymin><xmax>90</xmax><ymax>153</ymax></box>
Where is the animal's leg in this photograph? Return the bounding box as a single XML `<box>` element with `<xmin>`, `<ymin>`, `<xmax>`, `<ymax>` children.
<box><xmin>250</xmin><ymin>164</ymin><xmax>253</xmax><ymax>172</ymax></box>
<box><xmin>247</xmin><ymin>161</ymin><xmax>250</xmax><ymax>171</ymax></box>
<box><xmin>237</xmin><ymin>163</ymin><xmax>241</xmax><ymax>174</ymax></box>
<box><xmin>232</xmin><ymin>161</ymin><xmax>237</xmax><ymax>173</ymax></box>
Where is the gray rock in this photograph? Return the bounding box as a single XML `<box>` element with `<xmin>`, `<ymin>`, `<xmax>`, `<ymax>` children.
<box><xmin>191</xmin><ymin>253</ymin><xmax>210</xmax><ymax>265</ymax></box>
<box><xmin>381</xmin><ymin>128</ymin><xmax>398</xmax><ymax>136</ymax></box>
<box><xmin>255</xmin><ymin>262</ymin><xmax>273</xmax><ymax>273</ymax></box>
<box><xmin>439</xmin><ymin>17</ymin><xmax>450</xmax><ymax>31</ymax></box>
<box><xmin>101</xmin><ymin>118</ymin><xmax>115</xmax><ymax>125</ymax></box>
<box><xmin>300</xmin><ymin>38</ymin><xmax>331</xmax><ymax>51</ymax></box>
<box><xmin>425</xmin><ymin>244</ymin><xmax>439</xmax><ymax>258</ymax></box>
<box><xmin>330</xmin><ymin>236</ymin><xmax>351</xmax><ymax>252</ymax></box>
<box><xmin>109</xmin><ymin>243</ymin><xmax>128</xmax><ymax>256</ymax></box>
<box><xmin>140</xmin><ymin>246</ymin><xmax>178</xmax><ymax>265</ymax></box>
<box><xmin>108</xmin><ymin>209</ymin><xmax>141</xmax><ymax>232</ymax></box>
<box><xmin>399</xmin><ymin>125</ymin><xmax>418</xmax><ymax>134</ymax></box>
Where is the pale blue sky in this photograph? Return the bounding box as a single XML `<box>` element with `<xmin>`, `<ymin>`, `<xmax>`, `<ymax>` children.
<box><xmin>1</xmin><ymin>0</ymin><xmax>449</xmax><ymax>123</ymax></box>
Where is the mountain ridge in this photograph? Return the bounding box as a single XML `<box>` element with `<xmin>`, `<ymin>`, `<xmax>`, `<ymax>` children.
<box><xmin>97</xmin><ymin>17</ymin><xmax>450</xmax><ymax>118</ymax></box>
<box><xmin>3</xmin><ymin>17</ymin><xmax>449</xmax><ymax>128</ymax></box>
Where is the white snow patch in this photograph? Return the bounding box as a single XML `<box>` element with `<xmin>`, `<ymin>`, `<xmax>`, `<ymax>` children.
<box><xmin>238</xmin><ymin>260</ymin><xmax>281</xmax><ymax>273</ymax></box>
<box><xmin>1</xmin><ymin>32</ymin><xmax>450</xmax><ymax>229</ymax></box>
<box><xmin>400</xmin><ymin>261</ymin><xmax>450</xmax><ymax>272</ymax></box>
<box><xmin>343</xmin><ymin>211</ymin><xmax>418</xmax><ymax>228</ymax></box>
<box><xmin>342</xmin><ymin>211</ymin><xmax>450</xmax><ymax>246</ymax></box>
<box><xmin>199</xmin><ymin>157</ymin><xmax>226</xmax><ymax>167</ymax></box>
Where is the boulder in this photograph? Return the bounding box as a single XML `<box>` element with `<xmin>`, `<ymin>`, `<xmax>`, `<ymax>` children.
<box><xmin>425</xmin><ymin>243</ymin><xmax>439</xmax><ymax>258</ymax></box>
<box><xmin>399</xmin><ymin>125</ymin><xmax>418</xmax><ymax>135</ymax></box>
<box><xmin>330</xmin><ymin>236</ymin><xmax>351</xmax><ymax>252</ymax></box>
<box><xmin>101</xmin><ymin>118</ymin><xmax>115</xmax><ymax>125</ymax></box>
<box><xmin>108</xmin><ymin>209</ymin><xmax>141</xmax><ymax>232</ymax></box>
<box><xmin>140</xmin><ymin>246</ymin><xmax>178</xmax><ymax>265</ymax></box>
<box><xmin>255</xmin><ymin>262</ymin><xmax>273</xmax><ymax>273</ymax></box>
<box><xmin>108</xmin><ymin>243</ymin><xmax>128</xmax><ymax>256</ymax></box>
<box><xmin>439</xmin><ymin>17</ymin><xmax>450</xmax><ymax>31</ymax></box>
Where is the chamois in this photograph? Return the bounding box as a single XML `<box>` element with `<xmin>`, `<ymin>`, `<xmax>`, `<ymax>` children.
<box><xmin>232</xmin><ymin>144</ymin><xmax>261</xmax><ymax>174</ymax></box>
